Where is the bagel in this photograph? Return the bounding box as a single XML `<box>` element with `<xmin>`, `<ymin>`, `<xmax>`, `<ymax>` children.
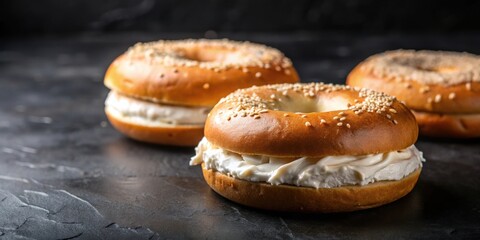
<box><xmin>191</xmin><ymin>83</ymin><xmax>425</xmax><ymax>212</ymax></box>
<box><xmin>104</xmin><ymin>39</ymin><xmax>299</xmax><ymax>146</ymax></box>
<box><xmin>347</xmin><ymin>50</ymin><xmax>480</xmax><ymax>138</ymax></box>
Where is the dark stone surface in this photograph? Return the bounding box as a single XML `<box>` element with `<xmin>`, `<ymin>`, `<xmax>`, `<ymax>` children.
<box><xmin>1</xmin><ymin>32</ymin><xmax>480</xmax><ymax>239</ymax></box>
<box><xmin>2</xmin><ymin>0</ymin><xmax>480</xmax><ymax>35</ymax></box>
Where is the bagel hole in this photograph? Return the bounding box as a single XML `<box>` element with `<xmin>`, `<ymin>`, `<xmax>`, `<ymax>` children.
<box><xmin>279</xmin><ymin>95</ymin><xmax>349</xmax><ymax>113</ymax></box>
<box><xmin>181</xmin><ymin>48</ymin><xmax>229</xmax><ymax>62</ymax></box>
<box><xmin>398</xmin><ymin>59</ymin><xmax>458</xmax><ymax>73</ymax></box>
<box><xmin>393</xmin><ymin>58</ymin><xmax>458</xmax><ymax>73</ymax></box>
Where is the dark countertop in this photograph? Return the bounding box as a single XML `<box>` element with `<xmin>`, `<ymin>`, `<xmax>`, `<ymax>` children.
<box><xmin>1</xmin><ymin>32</ymin><xmax>480</xmax><ymax>239</ymax></box>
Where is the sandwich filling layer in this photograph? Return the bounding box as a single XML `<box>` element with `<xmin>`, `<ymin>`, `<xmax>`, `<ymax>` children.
<box><xmin>191</xmin><ymin>138</ymin><xmax>424</xmax><ymax>188</ymax></box>
<box><xmin>105</xmin><ymin>91</ymin><xmax>210</xmax><ymax>126</ymax></box>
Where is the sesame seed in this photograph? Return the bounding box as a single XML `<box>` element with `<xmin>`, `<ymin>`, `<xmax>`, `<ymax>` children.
<box><xmin>254</xmin><ymin>115</ymin><xmax>261</xmax><ymax>119</ymax></box>
<box><xmin>339</xmin><ymin>117</ymin><xmax>346</xmax><ymax>121</ymax></box>
<box><xmin>393</xmin><ymin>119</ymin><xmax>398</xmax><ymax>124</ymax></box>
<box><xmin>284</xmin><ymin>69</ymin><xmax>291</xmax><ymax>75</ymax></box>
<box><xmin>427</xmin><ymin>97</ymin><xmax>433</xmax><ymax>103</ymax></box>
<box><xmin>419</xmin><ymin>87</ymin><xmax>430</xmax><ymax>93</ymax></box>
<box><xmin>434</xmin><ymin>94</ymin><xmax>442</xmax><ymax>103</ymax></box>
<box><xmin>333</xmin><ymin>116</ymin><xmax>339</xmax><ymax>120</ymax></box>
<box><xmin>386</xmin><ymin>114</ymin><xmax>392</xmax><ymax>119</ymax></box>
<box><xmin>448</xmin><ymin>92</ymin><xmax>456</xmax><ymax>100</ymax></box>
<box><xmin>305</xmin><ymin>121</ymin><xmax>312</xmax><ymax>127</ymax></box>
<box><xmin>275</xmin><ymin>66</ymin><xmax>282</xmax><ymax>71</ymax></box>
<box><xmin>270</xmin><ymin>94</ymin><xmax>276</xmax><ymax>99</ymax></box>
<box><xmin>466</xmin><ymin>82</ymin><xmax>472</xmax><ymax>91</ymax></box>
<box><xmin>227</xmin><ymin>116</ymin><xmax>231</xmax><ymax>121</ymax></box>
<box><xmin>203</xmin><ymin>83</ymin><xmax>210</xmax><ymax>89</ymax></box>
<box><xmin>339</xmin><ymin>112</ymin><xmax>345</xmax><ymax>116</ymax></box>
<box><xmin>346</xmin><ymin>123</ymin><xmax>351</xmax><ymax>128</ymax></box>
<box><xmin>242</xmin><ymin>68</ymin><xmax>249</xmax><ymax>73</ymax></box>
<box><xmin>320</xmin><ymin>119</ymin><xmax>327</xmax><ymax>124</ymax></box>
<box><xmin>337</xmin><ymin>122</ymin><xmax>343</xmax><ymax>127</ymax></box>
<box><xmin>283</xmin><ymin>113</ymin><xmax>289</xmax><ymax>117</ymax></box>
<box><xmin>389</xmin><ymin>108</ymin><xmax>397</xmax><ymax>113</ymax></box>
<box><xmin>301</xmin><ymin>115</ymin><xmax>307</xmax><ymax>118</ymax></box>
<box><xmin>255</xmin><ymin>72</ymin><xmax>262</xmax><ymax>78</ymax></box>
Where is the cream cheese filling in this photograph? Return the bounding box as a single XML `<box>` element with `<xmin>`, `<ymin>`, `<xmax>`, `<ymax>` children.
<box><xmin>190</xmin><ymin>138</ymin><xmax>425</xmax><ymax>188</ymax></box>
<box><xmin>105</xmin><ymin>91</ymin><xmax>210</xmax><ymax>126</ymax></box>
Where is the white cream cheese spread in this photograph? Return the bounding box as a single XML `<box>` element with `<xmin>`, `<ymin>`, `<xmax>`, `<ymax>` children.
<box><xmin>190</xmin><ymin>138</ymin><xmax>424</xmax><ymax>188</ymax></box>
<box><xmin>105</xmin><ymin>91</ymin><xmax>210</xmax><ymax>126</ymax></box>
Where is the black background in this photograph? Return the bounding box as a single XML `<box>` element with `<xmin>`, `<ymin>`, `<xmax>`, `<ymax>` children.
<box><xmin>2</xmin><ymin>0</ymin><xmax>480</xmax><ymax>36</ymax></box>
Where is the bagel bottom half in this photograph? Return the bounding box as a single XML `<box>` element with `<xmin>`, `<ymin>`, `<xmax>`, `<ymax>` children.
<box><xmin>105</xmin><ymin>108</ymin><xmax>204</xmax><ymax>146</ymax></box>
<box><xmin>413</xmin><ymin>111</ymin><xmax>480</xmax><ymax>138</ymax></box>
<box><xmin>202</xmin><ymin>164</ymin><xmax>421</xmax><ymax>213</ymax></box>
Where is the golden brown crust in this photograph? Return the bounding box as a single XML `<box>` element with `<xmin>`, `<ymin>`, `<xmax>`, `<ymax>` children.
<box><xmin>205</xmin><ymin>83</ymin><xmax>418</xmax><ymax>157</ymax></box>
<box><xmin>202</xmin><ymin>166</ymin><xmax>421</xmax><ymax>213</ymax></box>
<box><xmin>347</xmin><ymin>64</ymin><xmax>480</xmax><ymax>114</ymax></box>
<box><xmin>413</xmin><ymin>110</ymin><xmax>480</xmax><ymax>138</ymax></box>
<box><xmin>104</xmin><ymin>40</ymin><xmax>299</xmax><ymax>107</ymax></box>
<box><xmin>105</xmin><ymin>108</ymin><xmax>204</xmax><ymax>146</ymax></box>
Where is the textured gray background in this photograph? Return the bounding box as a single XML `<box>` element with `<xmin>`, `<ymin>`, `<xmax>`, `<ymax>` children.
<box><xmin>2</xmin><ymin>0</ymin><xmax>480</xmax><ymax>35</ymax></box>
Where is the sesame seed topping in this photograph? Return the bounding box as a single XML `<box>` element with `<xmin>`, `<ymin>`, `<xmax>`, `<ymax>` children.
<box><xmin>301</xmin><ymin>115</ymin><xmax>307</xmax><ymax>118</ymax></box>
<box><xmin>360</xmin><ymin>50</ymin><xmax>480</xmax><ymax>85</ymax></box>
<box><xmin>219</xmin><ymin>83</ymin><xmax>397</xmax><ymax>123</ymax></box>
<box><xmin>448</xmin><ymin>92</ymin><xmax>456</xmax><ymax>100</ymax></box>
<box><xmin>203</xmin><ymin>83</ymin><xmax>210</xmax><ymax>89</ymax></box>
<box><xmin>254</xmin><ymin>115</ymin><xmax>261</xmax><ymax>119</ymax></box>
<box><xmin>275</xmin><ymin>66</ymin><xmax>282</xmax><ymax>71</ymax></box>
<box><xmin>305</xmin><ymin>121</ymin><xmax>312</xmax><ymax>127</ymax></box>
<box><xmin>386</xmin><ymin>114</ymin><xmax>392</xmax><ymax>119</ymax></box>
<box><xmin>393</xmin><ymin>119</ymin><xmax>398</xmax><ymax>125</ymax></box>
<box><xmin>284</xmin><ymin>69</ymin><xmax>291</xmax><ymax>75</ymax></box>
<box><xmin>434</xmin><ymin>94</ymin><xmax>442</xmax><ymax>103</ymax></box>
<box><xmin>346</xmin><ymin>123</ymin><xmax>351</xmax><ymax>128</ymax></box>
<box><xmin>255</xmin><ymin>72</ymin><xmax>262</xmax><ymax>78</ymax></box>
<box><xmin>283</xmin><ymin>113</ymin><xmax>289</xmax><ymax>117</ymax></box>
<box><xmin>337</xmin><ymin>122</ymin><xmax>343</xmax><ymax>127</ymax></box>
<box><xmin>126</xmin><ymin>39</ymin><xmax>292</xmax><ymax>71</ymax></box>
<box><xmin>320</xmin><ymin>119</ymin><xmax>327</xmax><ymax>124</ymax></box>
<box><xmin>389</xmin><ymin>108</ymin><xmax>397</xmax><ymax>113</ymax></box>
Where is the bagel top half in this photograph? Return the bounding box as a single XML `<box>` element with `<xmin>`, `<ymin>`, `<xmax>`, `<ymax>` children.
<box><xmin>204</xmin><ymin>83</ymin><xmax>418</xmax><ymax>158</ymax></box>
<box><xmin>104</xmin><ymin>39</ymin><xmax>299</xmax><ymax>107</ymax></box>
<box><xmin>347</xmin><ymin>50</ymin><xmax>480</xmax><ymax>114</ymax></box>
